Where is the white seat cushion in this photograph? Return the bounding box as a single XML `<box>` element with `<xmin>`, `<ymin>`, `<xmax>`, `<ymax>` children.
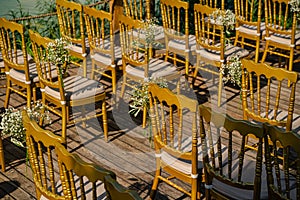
<box><xmin>45</xmin><ymin>75</ymin><xmax>105</xmax><ymax>101</ymax></box>
<box><xmin>237</xmin><ymin>22</ymin><xmax>266</xmax><ymax>36</ymax></box>
<box><xmin>91</xmin><ymin>45</ymin><xmax>122</xmax><ymax>67</ymax></box>
<box><xmin>168</xmin><ymin>35</ymin><xmax>197</xmax><ymax>54</ymax></box>
<box><xmin>125</xmin><ymin>58</ymin><xmax>180</xmax><ymax>80</ymax></box>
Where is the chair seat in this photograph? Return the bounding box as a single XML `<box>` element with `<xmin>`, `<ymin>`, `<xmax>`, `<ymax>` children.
<box><xmin>125</xmin><ymin>58</ymin><xmax>180</xmax><ymax>80</ymax></box>
<box><xmin>168</xmin><ymin>35</ymin><xmax>196</xmax><ymax>53</ymax></box>
<box><xmin>9</xmin><ymin>62</ymin><xmax>39</xmax><ymax>83</ymax></box>
<box><xmin>45</xmin><ymin>75</ymin><xmax>105</xmax><ymax>101</ymax></box>
<box><xmin>197</xmin><ymin>45</ymin><xmax>249</xmax><ymax>63</ymax></box>
<box><xmin>237</xmin><ymin>22</ymin><xmax>266</xmax><ymax>36</ymax></box>
<box><xmin>266</xmin><ymin>31</ymin><xmax>300</xmax><ymax>46</ymax></box>
<box><xmin>91</xmin><ymin>45</ymin><xmax>122</xmax><ymax>67</ymax></box>
<box><xmin>161</xmin><ymin>151</ymin><xmax>202</xmax><ymax>175</ymax></box>
<box><xmin>68</xmin><ymin>44</ymin><xmax>88</xmax><ymax>57</ymax></box>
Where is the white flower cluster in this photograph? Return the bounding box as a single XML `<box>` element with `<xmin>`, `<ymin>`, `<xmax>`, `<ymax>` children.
<box><xmin>46</xmin><ymin>38</ymin><xmax>70</xmax><ymax>66</ymax></box>
<box><xmin>220</xmin><ymin>55</ymin><xmax>242</xmax><ymax>87</ymax></box>
<box><xmin>0</xmin><ymin>101</ymin><xmax>51</xmax><ymax>147</ymax></box>
<box><xmin>129</xmin><ymin>77</ymin><xmax>168</xmax><ymax>117</ymax></box>
<box><xmin>210</xmin><ymin>9</ymin><xmax>236</xmax><ymax>31</ymax></box>
<box><xmin>289</xmin><ymin>0</ymin><xmax>300</xmax><ymax>19</ymax></box>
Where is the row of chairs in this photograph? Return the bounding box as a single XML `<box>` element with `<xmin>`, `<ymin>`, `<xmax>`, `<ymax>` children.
<box><xmin>22</xmin><ymin>109</ymin><xmax>143</xmax><ymax>200</ymax></box>
<box><xmin>147</xmin><ymin>83</ymin><xmax>300</xmax><ymax>200</ymax></box>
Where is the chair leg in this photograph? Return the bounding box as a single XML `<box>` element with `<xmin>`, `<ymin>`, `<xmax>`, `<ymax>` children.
<box><xmin>111</xmin><ymin>68</ymin><xmax>116</xmax><ymax>94</ymax></box>
<box><xmin>150</xmin><ymin>170</ymin><xmax>161</xmax><ymax>200</ymax></box>
<box><xmin>261</xmin><ymin>41</ymin><xmax>269</xmax><ymax>63</ymax></box>
<box><xmin>255</xmin><ymin>39</ymin><xmax>260</xmax><ymax>63</ymax></box>
<box><xmin>120</xmin><ymin>75</ymin><xmax>127</xmax><ymax>98</ymax></box>
<box><xmin>83</xmin><ymin>57</ymin><xmax>87</xmax><ymax>78</ymax></box>
<box><xmin>0</xmin><ymin>137</ymin><xmax>5</xmax><ymax>172</ymax></box>
<box><xmin>142</xmin><ymin>105</ymin><xmax>147</xmax><ymax>128</ymax></box>
<box><xmin>26</xmin><ymin>85</ymin><xmax>32</xmax><ymax>108</ymax></box>
<box><xmin>102</xmin><ymin>100</ymin><xmax>108</xmax><ymax>142</ymax></box>
<box><xmin>217</xmin><ymin>73</ymin><xmax>223</xmax><ymax>107</ymax></box>
<box><xmin>4</xmin><ymin>80</ymin><xmax>11</xmax><ymax>108</ymax></box>
<box><xmin>61</xmin><ymin>105</ymin><xmax>67</xmax><ymax>144</ymax></box>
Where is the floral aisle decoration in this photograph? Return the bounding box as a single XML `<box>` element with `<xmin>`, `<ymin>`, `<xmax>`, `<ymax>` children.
<box><xmin>129</xmin><ymin>77</ymin><xmax>168</xmax><ymax>117</ymax></box>
<box><xmin>289</xmin><ymin>0</ymin><xmax>300</xmax><ymax>20</ymax></box>
<box><xmin>0</xmin><ymin>101</ymin><xmax>51</xmax><ymax>147</ymax></box>
<box><xmin>209</xmin><ymin>9</ymin><xmax>236</xmax><ymax>44</ymax></box>
<box><xmin>46</xmin><ymin>38</ymin><xmax>70</xmax><ymax>75</ymax></box>
<box><xmin>220</xmin><ymin>54</ymin><xmax>242</xmax><ymax>88</ymax></box>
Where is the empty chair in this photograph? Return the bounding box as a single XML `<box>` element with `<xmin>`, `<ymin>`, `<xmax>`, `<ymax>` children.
<box><xmin>23</xmin><ymin>109</ymin><xmax>65</xmax><ymax>200</ymax></box>
<box><xmin>241</xmin><ymin>59</ymin><xmax>298</xmax><ymax>151</ymax></box>
<box><xmin>264</xmin><ymin>123</ymin><xmax>300</xmax><ymax>200</ymax></box>
<box><xmin>84</xmin><ymin>5</ymin><xmax>122</xmax><ymax>94</ymax></box>
<box><xmin>160</xmin><ymin>0</ymin><xmax>196</xmax><ymax>75</ymax></box>
<box><xmin>148</xmin><ymin>84</ymin><xmax>202</xmax><ymax>200</ymax></box>
<box><xmin>55</xmin><ymin>142</ymin><xmax>117</xmax><ymax>199</ymax></box>
<box><xmin>199</xmin><ymin>105</ymin><xmax>267</xmax><ymax>199</ymax></box>
<box><xmin>0</xmin><ymin>17</ymin><xmax>38</xmax><ymax>108</ymax></box>
<box><xmin>234</xmin><ymin>0</ymin><xmax>264</xmax><ymax>63</ymax></box>
<box><xmin>29</xmin><ymin>30</ymin><xmax>108</xmax><ymax>143</ymax></box>
<box><xmin>104</xmin><ymin>175</ymin><xmax>143</xmax><ymax>200</ymax></box>
<box><xmin>261</xmin><ymin>0</ymin><xmax>299</xmax><ymax>72</ymax></box>
<box><xmin>119</xmin><ymin>15</ymin><xmax>181</xmax><ymax>128</ymax></box>
<box><xmin>193</xmin><ymin>4</ymin><xmax>249</xmax><ymax>107</ymax></box>
<box><xmin>56</xmin><ymin>0</ymin><xmax>88</xmax><ymax>77</ymax></box>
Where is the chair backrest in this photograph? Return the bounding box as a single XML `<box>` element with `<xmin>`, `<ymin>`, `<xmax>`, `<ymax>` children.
<box><xmin>160</xmin><ymin>0</ymin><xmax>189</xmax><ymax>39</ymax></box>
<box><xmin>22</xmin><ymin>110</ymin><xmax>65</xmax><ymax>200</ymax></box>
<box><xmin>83</xmin><ymin>6</ymin><xmax>114</xmax><ymax>63</ymax></box>
<box><xmin>264</xmin><ymin>123</ymin><xmax>300</xmax><ymax>200</ymax></box>
<box><xmin>104</xmin><ymin>175</ymin><xmax>143</xmax><ymax>200</ymax></box>
<box><xmin>241</xmin><ymin>59</ymin><xmax>298</xmax><ymax>131</ymax></box>
<box><xmin>234</xmin><ymin>0</ymin><xmax>263</xmax><ymax>32</ymax></box>
<box><xmin>194</xmin><ymin>4</ymin><xmax>225</xmax><ymax>67</ymax></box>
<box><xmin>54</xmin><ymin>142</ymin><xmax>116</xmax><ymax>200</ymax></box>
<box><xmin>199</xmin><ymin>0</ymin><xmax>224</xmax><ymax>9</ymax></box>
<box><xmin>56</xmin><ymin>0</ymin><xmax>86</xmax><ymax>54</ymax></box>
<box><xmin>123</xmin><ymin>0</ymin><xmax>151</xmax><ymax>21</ymax></box>
<box><xmin>264</xmin><ymin>0</ymin><xmax>297</xmax><ymax>43</ymax></box>
<box><xmin>199</xmin><ymin>105</ymin><xmax>265</xmax><ymax>199</ymax></box>
<box><xmin>29</xmin><ymin>30</ymin><xmax>64</xmax><ymax>102</ymax></box>
<box><xmin>0</xmin><ymin>18</ymin><xmax>30</xmax><ymax>82</ymax></box>
<box><xmin>119</xmin><ymin>14</ymin><xmax>150</xmax><ymax>77</ymax></box>
<box><xmin>148</xmin><ymin>84</ymin><xmax>199</xmax><ymax>186</ymax></box>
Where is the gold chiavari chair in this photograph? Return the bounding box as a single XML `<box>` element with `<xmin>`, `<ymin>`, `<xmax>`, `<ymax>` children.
<box><xmin>56</xmin><ymin>0</ymin><xmax>88</xmax><ymax>77</ymax></box>
<box><xmin>193</xmin><ymin>4</ymin><xmax>249</xmax><ymax>107</ymax></box>
<box><xmin>234</xmin><ymin>0</ymin><xmax>264</xmax><ymax>63</ymax></box>
<box><xmin>30</xmin><ymin>30</ymin><xmax>108</xmax><ymax>143</ymax></box>
<box><xmin>84</xmin><ymin>5</ymin><xmax>122</xmax><ymax>94</ymax></box>
<box><xmin>119</xmin><ymin>15</ymin><xmax>181</xmax><ymax>128</ymax></box>
<box><xmin>54</xmin><ymin>142</ymin><xmax>117</xmax><ymax>199</ymax></box>
<box><xmin>149</xmin><ymin>84</ymin><xmax>202</xmax><ymax>200</ymax></box>
<box><xmin>264</xmin><ymin>123</ymin><xmax>300</xmax><ymax>200</ymax></box>
<box><xmin>104</xmin><ymin>175</ymin><xmax>143</xmax><ymax>200</ymax></box>
<box><xmin>160</xmin><ymin>0</ymin><xmax>196</xmax><ymax>75</ymax></box>
<box><xmin>241</xmin><ymin>59</ymin><xmax>298</xmax><ymax>151</ymax></box>
<box><xmin>261</xmin><ymin>0</ymin><xmax>299</xmax><ymax>72</ymax></box>
<box><xmin>0</xmin><ymin>17</ymin><xmax>38</xmax><ymax>108</ymax></box>
<box><xmin>23</xmin><ymin>110</ymin><xmax>65</xmax><ymax>200</ymax></box>
<box><xmin>199</xmin><ymin>105</ymin><xmax>267</xmax><ymax>199</ymax></box>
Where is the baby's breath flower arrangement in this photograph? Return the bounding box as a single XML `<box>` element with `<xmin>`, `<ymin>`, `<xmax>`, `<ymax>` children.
<box><xmin>289</xmin><ymin>0</ymin><xmax>300</xmax><ymax>20</ymax></box>
<box><xmin>46</xmin><ymin>38</ymin><xmax>70</xmax><ymax>74</ymax></box>
<box><xmin>220</xmin><ymin>55</ymin><xmax>242</xmax><ymax>87</ymax></box>
<box><xmin>132</xmin><ymin>17</ymin><xmax>163</xmax><ymax>50</ymax></box>
<box><xmin>129</xmin><ymin>78</ymin><xmax>168</xmax><ymax>117</ymax></box>
<box><xmin>0</xmin><ymin>101</ymin><xmax>51</xmax><ymax>147</ymax></box>
<box><xmin>209</xmin><ymin>9</ymin><xmax>236</xmax><ymax>44</ymax></box>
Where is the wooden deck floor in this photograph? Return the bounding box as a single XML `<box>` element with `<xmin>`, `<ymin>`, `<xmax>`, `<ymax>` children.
<box><xmin>0</xmin><ymin>54</ymin><xmax>299</xmax><ymax>200</ymax></box>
